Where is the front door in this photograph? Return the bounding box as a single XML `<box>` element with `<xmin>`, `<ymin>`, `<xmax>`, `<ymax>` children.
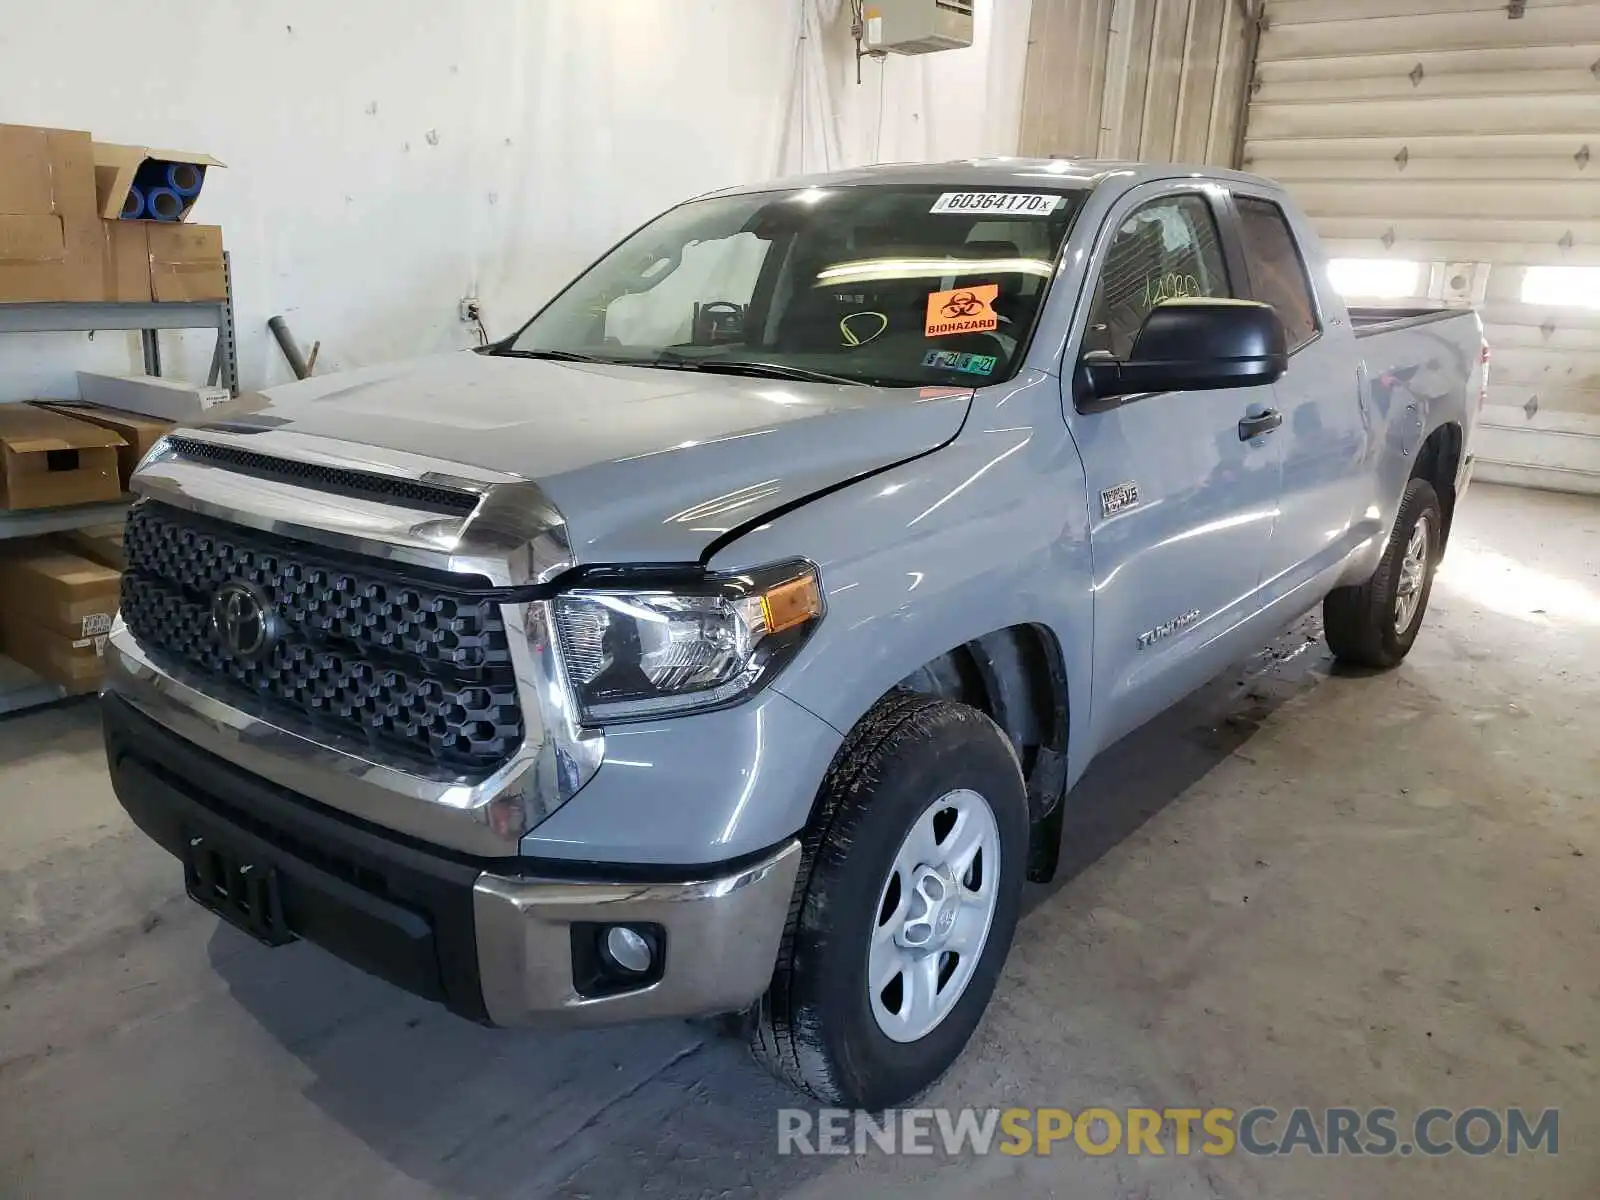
<box><xmin>1067</xmin><ymin>185</ymin><xmax>1285</xmax><ymax>756</ymax></box>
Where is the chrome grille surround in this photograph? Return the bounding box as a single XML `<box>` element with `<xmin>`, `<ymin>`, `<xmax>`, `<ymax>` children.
<box><xmin>102</xmin><ymin>426</ymin><xmax>603</xmax><ymax>857</ymax></box>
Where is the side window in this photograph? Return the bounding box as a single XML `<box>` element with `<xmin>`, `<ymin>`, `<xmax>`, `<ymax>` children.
<box><xmin>1234</xmin><ymin>196</ymin><xmax>1319</xmax><ymax>351</ymax></box>
<box><xmin>1085</xmin><ymin>194</ymin><xmax>1231</xmax><ymax>360</ymax></box>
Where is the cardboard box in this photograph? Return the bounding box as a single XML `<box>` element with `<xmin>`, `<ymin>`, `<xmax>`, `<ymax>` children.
<box><xmin>0</xmin><ymin>607</ymin><xmax>107</xmax><ymax>692</ymax></box>
<box><xmin>148</xmin><ymin>223</ymin><xmax>226</xmax><ymax>301</ymax></box>
<box><xmin>32</xmin><ymin>401</ymin><xmax>172</xmax><ymax>489</ymax></box>
<box><xmin>77</xmin><ymin>371</ymin><xmax>229</xmax><ymax>422</ymax></box>
<box><xmin>0</xmin><ymin>404</ymin><xmax>124</xmax><ymax>511</ymax></box>
<box><xmin>0</xmin><ymin>124</ymin><xmax>98</xmax><ymax>217</ymax></box>
<box><xmin>93</xmin><ymin>141</ymin><xmax>224</xmax><ymax>223</ymax></box>
<box><xmin>101</xmin><ymin>218</ymin><xmax>152</xmax><ymax>302</ymax></box>
<box><xmin>0</xmin><ymin>544</ymin><xmax>120</xmax><ymax>638</ymax></box>
<box><xmin>0</xmin><ymin>124</ymin><xmax>105</xmax><ymax>302</ymax></box>
<box><xmin>54</xmin><ymin>522</ymin><xmax>126</xmax><ymax>571</ymax></box>
<box><xmin>100</xmin><ymin>219</ymin><xmax>227</xmax><ymax>303</ymax></box>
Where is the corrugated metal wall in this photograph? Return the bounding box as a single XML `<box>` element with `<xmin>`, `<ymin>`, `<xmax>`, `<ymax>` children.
<box><xmin>1018</xmin><ymin>0</ymin><xmax>1257</xmax><ymax>164</ymax></box>
<box><xmin>1245</xmin><ymin>0</ymin><xmax>1600</xmax><ymax>494</ymax></box>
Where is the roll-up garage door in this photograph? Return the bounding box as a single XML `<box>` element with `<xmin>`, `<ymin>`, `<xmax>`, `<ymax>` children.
<box><xmin>1243</xmin><ymin>0</ymin><xmax>1600</xmax><ymax>494</ymax></box>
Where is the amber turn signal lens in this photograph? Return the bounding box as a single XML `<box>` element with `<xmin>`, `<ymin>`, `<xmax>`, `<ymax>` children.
<box><xmin>760</xmin><ymin>573</ymin><xmax>823</xmax><ymax>635</ymax></box>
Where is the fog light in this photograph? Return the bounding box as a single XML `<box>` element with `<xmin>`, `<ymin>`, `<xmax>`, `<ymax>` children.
<box><xmin>603</xmin><ymin>926</ymin><xmax>654</xmax><ymax>974</ymax></box>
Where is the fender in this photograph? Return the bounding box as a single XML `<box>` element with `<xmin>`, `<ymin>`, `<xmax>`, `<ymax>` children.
<box><xmin>707</xmin><ymin>371</ymin><xmax>1096</xmax><ymax>788</ymax></box>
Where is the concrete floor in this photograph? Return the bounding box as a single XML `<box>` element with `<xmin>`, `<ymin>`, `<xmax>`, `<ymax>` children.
<box><xmin>1</xmin><ymin>482</ymin><xmax>1596</xmax><ymax>1199</ymax></box>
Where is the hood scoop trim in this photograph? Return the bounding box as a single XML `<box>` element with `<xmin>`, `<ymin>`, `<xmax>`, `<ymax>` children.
<box><xmin>166</xmin><ymin>435</ymin><xmax>482</xmax><ymax>516</ymax></box>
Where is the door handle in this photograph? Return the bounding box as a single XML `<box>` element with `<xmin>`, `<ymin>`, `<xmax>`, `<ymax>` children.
<box><xmin>1238</xmin><ymin>410</ymin><xmax>1283</xmax><ymax>441</ymax></box>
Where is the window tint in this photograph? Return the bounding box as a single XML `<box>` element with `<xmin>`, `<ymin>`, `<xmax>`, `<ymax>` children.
<box><xmin>1235</xmin><ymin>196</ymin><xmax>1319</xmax><ymax>351</ymax></box>
<box><xmin>1084</xmin><ymin>194</ymin><xmax>1231</xmax><ymax>360</ymax></box>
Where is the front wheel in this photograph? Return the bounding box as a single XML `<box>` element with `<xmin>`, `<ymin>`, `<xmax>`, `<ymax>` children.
<box><xmin>748</xmin><ymin>691</ymin><xmax>1029</xmax><ymax>1109</ymax></box>
<box><xmin>1324</xmin><ymin>477</ymin><xmax>1443</xmax><ymax>669</ymax></box>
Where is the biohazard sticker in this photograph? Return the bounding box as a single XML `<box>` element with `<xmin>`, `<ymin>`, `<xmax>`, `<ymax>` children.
<box><xmin>925</xmin><ymin>284</ymin><xmax>999</xmax><ymax>337</ymax></box>
<box><xmin>929</xmin><ymin>192</ymin><xmax>1062</xmax><ymax>216</ymax></box>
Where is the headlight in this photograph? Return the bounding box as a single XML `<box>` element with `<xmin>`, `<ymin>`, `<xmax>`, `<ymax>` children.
<box><xmin>552</xmin><ymin>561</ymin><xmax>824</xmax><ymax>723</ymax></box>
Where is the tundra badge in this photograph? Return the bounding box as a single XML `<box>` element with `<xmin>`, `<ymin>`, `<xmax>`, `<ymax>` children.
<box><xmin>1139</xmin><ymin>609</ymin><xmax>1201</xmax><ymax>648</ymax></box>
<box><xmin>1101</xmin><ymin>481</ymin><xmax>1140</xmax><ymax>517</ymax></box>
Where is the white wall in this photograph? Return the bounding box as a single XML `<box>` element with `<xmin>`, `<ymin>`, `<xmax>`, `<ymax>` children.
<box><xmin>0</xmin><ymin>0</ymin><xmax>1032</xmax><ymax>400</ymax></box>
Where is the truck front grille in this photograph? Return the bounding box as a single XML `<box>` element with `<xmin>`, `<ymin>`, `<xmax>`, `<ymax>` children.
<box><xmin>119</xmin><ymin>501</ymin><xmax>524</xmax><ymax>775</ymax></box>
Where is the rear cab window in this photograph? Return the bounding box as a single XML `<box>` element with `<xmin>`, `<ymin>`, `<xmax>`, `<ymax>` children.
<box><xmin>507</xmin><ymin>185</ymin><xmax>1089</xmax><ymax>387</ymax></box>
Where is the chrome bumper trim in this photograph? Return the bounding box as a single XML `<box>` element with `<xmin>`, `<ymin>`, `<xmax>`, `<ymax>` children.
<box><xmin>472</xmin><ymin>839</ymin><xmax>802</xmax><ymax>1025</ymax></box>
<box><xmin>107</xmin><ymin>620</ymin><xmax>555</xmax><ymax>856</ymax></box>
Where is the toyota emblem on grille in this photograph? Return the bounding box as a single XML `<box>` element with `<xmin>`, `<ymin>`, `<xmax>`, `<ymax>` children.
<box><xmin>211</xmin><ymin>581</ymin><xmax>278</xmax><ymax>660</ymax></box>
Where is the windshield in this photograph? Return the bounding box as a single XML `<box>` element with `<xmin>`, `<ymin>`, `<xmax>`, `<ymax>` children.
<box><xmin>503</xmin><ymin>184</ymin><xmax>1087</xmax><ymax>387</ymax></box>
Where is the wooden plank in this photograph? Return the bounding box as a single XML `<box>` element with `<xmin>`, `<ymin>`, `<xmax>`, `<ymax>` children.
<box><xmin>1486</xmin><ymin>348</ymin><xmax>1600</xmax><ymax>391</ymax></box>
<box><xmin>1483</xmin><ymin>381</ymin><xmax>1600</xmax><ymax>418</ymax></box>
<box><xmin>1098</xmin><ymin>0</ymin><xmax>1161</xmax><ymax>159</ymax></box>
<box><xmin>1323</xmin><ymin>238</ymin><xmax>1600</xmax><ymax>267</ymax></box>
<box><xmin>1474</xmin><ymin>458</ymin><xmax>1600</xmax><ymax>493</ymax></box>
<box><xmin>1309</xmin><ymin>215</ymin><xmax>1600</xmax><ymax>246</ymax></box>
<box><xmin>1268</xmin><ymin>0</ymin><xmax>1585</xmax><ymax>23</ymax></box>
<box><xmin>1254</xmin><ymin>155</ymin><xmax>1596</xmax><ymax>183</ymax></box>
<box><xmin>1485</xmin><ymin>321</ymin><xmax>1600</xmax><ymax>353</ymax></box>
<box><xmin>1247</xmin><ymin>93</ymin><xmax>1600</xmax><ymax>139</ymax></box>
<box><xmin>1480</xmin><ymin>299</ymin><xmax>1600</xmax><ymax>332</ymax></box>
<box><xmin>1255</xmin><ymin>42</ymin><xmax>1600</xmax><ymax>82</ymax></box>
<box><xmin>1174</xmin><ymin>0</ymin><xmax>1228</xmax><ymax>164</ymax></box>
<box><xmin>1140</xmin><ymin>0</ymin><xmax>1193</xmax><ymax>160</ymax></box>
<box><xmin>1245</xmin><ymin>132</ymin><xmax>1595</xmax><ymax>160</ymax></box>
<box><xmin>1481</xmin><ymin>404</ymin><xmax>1600</xmax><ymax>437</ymax></box>
<box><xmin>1293</xmin><ymin>179</ymin><xmax>1600</xmax><ymax>221</ymax></box>
<box><xmin>1205</xmin><ymin>0</ymin><xmax>1252</xmax><ymax>165</ymax></box>
<box><xmin>1019</xmin><ymin>0</ymin><xmax>1069</xmax><ymax>155</ymax></box>
<box><xmin>1259</xmin><ymin>7</ymin><xmax>1600</xmax><ymax>61</ymax></box>
<box><xmin>1255</xmin><ymin>68</ymin><xmax>1600</xmax><ymax>104</ymax></box>
<box><xmin>1475</xmin><ymin>423</ymin><xmax>1600</xmax><ymax>479</ymax></box>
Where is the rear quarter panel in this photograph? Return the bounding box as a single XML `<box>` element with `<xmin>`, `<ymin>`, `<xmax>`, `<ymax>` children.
<box><xmin>1355</xmin><ymin>312</ymin><xmax>1481</xmax><ymax>559</ymax></box>
<box><xmin>1274</xmin><ymin>195</ymin><xmax>1479</xmax><ymax>584</ymax></box>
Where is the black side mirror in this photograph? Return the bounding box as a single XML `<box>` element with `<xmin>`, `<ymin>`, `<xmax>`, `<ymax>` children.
<box><xmin>1079</xmin><ymin>300</ymin><xmax>1288</xmax><ymax>407</ymax></box>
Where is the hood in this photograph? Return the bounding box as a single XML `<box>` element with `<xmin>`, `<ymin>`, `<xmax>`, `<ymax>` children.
<box><xmin>191</xmin><ymin>351</ymin><xmax>972</xmax><ymax>564</ymax></box>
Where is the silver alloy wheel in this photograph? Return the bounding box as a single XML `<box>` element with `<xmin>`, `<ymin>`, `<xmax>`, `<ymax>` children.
<box><xmin>1394</xmin><ymin>512</ymin><xmax>1432</xmax><ymax>633</ymax></box>
<box><xmin>868</xmin><ymin>788</ymin><xmax>1002</xmax><ymax>1044</ymax></box>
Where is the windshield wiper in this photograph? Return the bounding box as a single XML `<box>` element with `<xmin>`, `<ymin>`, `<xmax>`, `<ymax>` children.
<box><xmin>490</xmin><ymin>347</ymin><xmax>621</xmax><ymax>364</ymax></box>
<box><xmin>495</xmin><ymin>346</ymin><xmax>887</xmax><ymax>386</ymax></box>
<box><xmin>648</xmin><ymin>354</ymin><xmax>865</xmax><ymax>387</ymax></box>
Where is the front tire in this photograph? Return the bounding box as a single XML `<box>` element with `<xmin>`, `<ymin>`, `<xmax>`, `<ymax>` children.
<box><xmin>749</xmin><ymin>691</ymin><xmax>1028</xmax><ymax>1109</ymax></box>
<box><xmin>1324</xmin><ymin>477</ymin><xmax>1442</xmax><ymax>669</ymax></box>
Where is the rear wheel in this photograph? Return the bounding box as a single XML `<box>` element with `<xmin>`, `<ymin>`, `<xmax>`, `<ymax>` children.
<box><xmin>1324</xmin><ymin>477</ymin><xmax>1442</xmax><ymax>669</ymax></box>
<box><xmin>748</xmin><ymin>691</ymin><xmax>1028</xmax><ymax>1109</ymax></box>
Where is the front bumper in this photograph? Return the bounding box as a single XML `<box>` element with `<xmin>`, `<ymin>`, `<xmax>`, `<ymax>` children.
<box><xmin>103</xmin><ymin>695</ymin><xmax>800</xmax><ymax>1026</ymax></box>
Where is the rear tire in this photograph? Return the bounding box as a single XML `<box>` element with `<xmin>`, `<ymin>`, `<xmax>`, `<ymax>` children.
<box><xmin>748</xmin><ymin>690</ymin><xmax>1028</xmax><ymax>1110</ymax></box>
<box><xmin>1324</xmin><ymin>477</ymin><xmax>1442</xmax><ymax>669</ymax></box>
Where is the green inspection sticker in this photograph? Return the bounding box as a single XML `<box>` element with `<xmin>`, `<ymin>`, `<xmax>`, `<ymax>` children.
<box><xmin>923</xmin><ymin>350</ymin><xmax>998</xmax><ymax>376</ymax></box>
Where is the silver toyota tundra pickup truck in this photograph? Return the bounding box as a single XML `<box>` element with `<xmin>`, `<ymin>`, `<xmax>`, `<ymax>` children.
<box><xmin>103</xmin><ymin>159</ymin><xmax>1481</xmax><ymax>1109</ymax></box>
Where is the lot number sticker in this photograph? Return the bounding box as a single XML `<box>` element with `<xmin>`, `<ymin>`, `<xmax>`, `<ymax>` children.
<box><xmin>929</xmin><ymin>192</ymin><xmax>1062</xmax><ymax>216</ymax></box>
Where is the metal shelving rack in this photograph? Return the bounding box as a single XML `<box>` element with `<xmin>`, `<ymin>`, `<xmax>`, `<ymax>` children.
<box><xmin>0</xmin><ymin>256</ymin><xmax>238</xmax><ymax>715</ymax></box>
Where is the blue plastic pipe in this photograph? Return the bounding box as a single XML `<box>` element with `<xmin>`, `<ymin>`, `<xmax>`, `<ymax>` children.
<box><xmin>121</xmin><ymin>186</ymin><xmax>146</xmax><ymax>219</ymax></box>
<box><xmin>145</xmin><ymin>187</ymin><xmax>184</xmax><ymax>221</ymax></box>
<box><xmin>165</xmin><ymin>162</ymin><xmax>205</xmax><ymax>197</ymax></box>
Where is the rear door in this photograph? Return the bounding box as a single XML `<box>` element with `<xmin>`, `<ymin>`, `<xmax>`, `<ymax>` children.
<box><xmin>1067</xmin><ymin>181</ymin><xmax>1285</xmax><ymax>756</ymax></box>
<box><xmin>1226</xmin><ymin>188</ymin><xmax>1371</xmax><ymax>604</ymax></box>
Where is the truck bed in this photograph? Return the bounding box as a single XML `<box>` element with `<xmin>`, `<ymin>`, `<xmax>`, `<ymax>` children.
<box><xmin>1347</xmin><ymin>305</ymin><xmax>1470</xmax><ymax>339</ymax></box>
